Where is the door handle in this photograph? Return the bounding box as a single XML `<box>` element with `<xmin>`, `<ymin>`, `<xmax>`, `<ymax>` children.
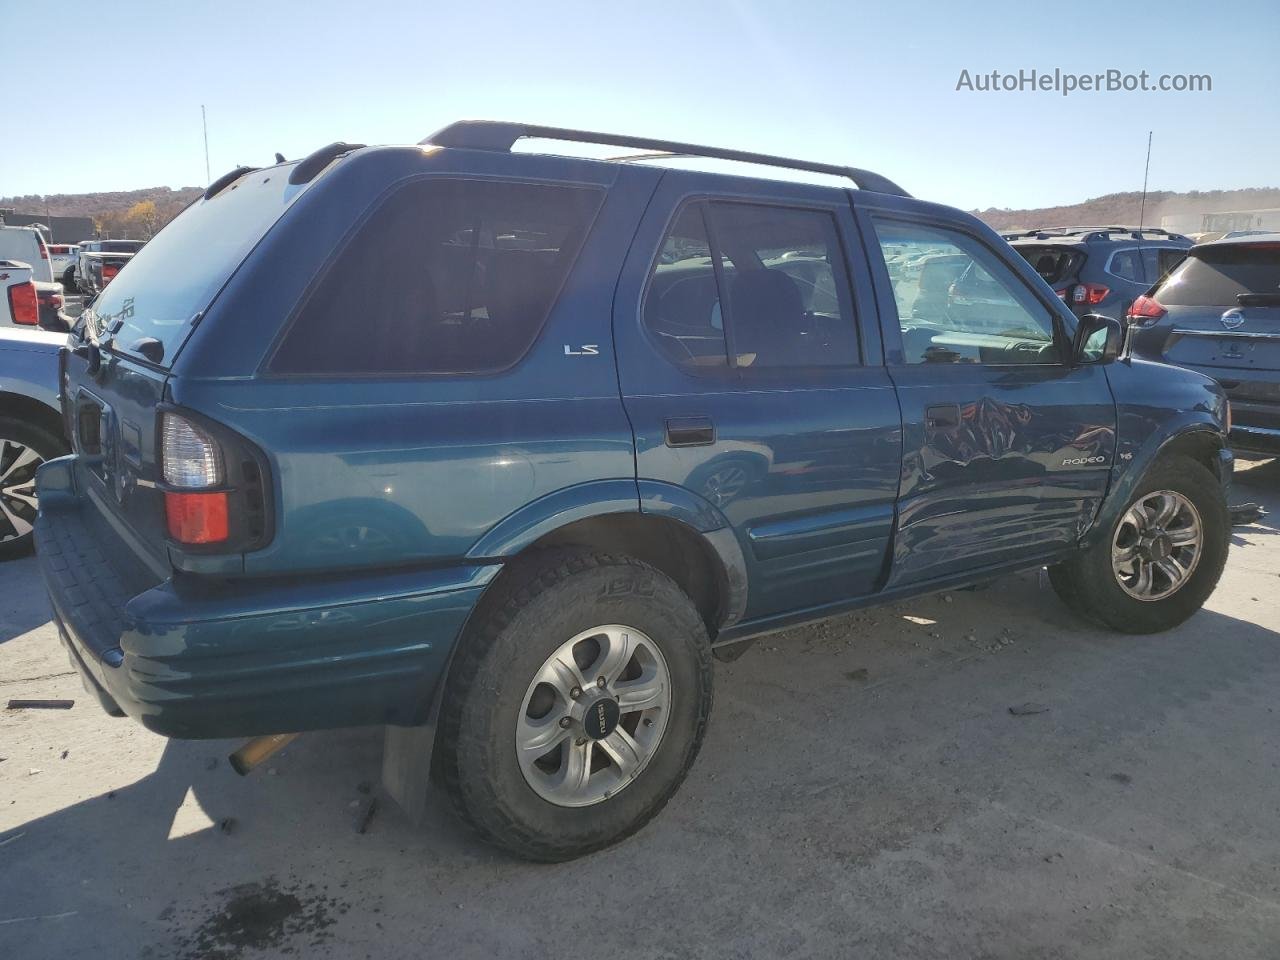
<box><xmin>925</xmin><ymin>404</ymin><xmax>961</xmax><ymax>429</ymax></box>
<box><xmin>665</xmin><ymin>416</ymin><xmax>715</xmax><ymax>447</ymax></box>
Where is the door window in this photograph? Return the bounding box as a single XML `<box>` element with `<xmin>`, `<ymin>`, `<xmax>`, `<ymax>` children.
<box><xmin>643</xmin><ymin>201</ymin><xmax>859</xmax><ymax>371</ymax></box>
<box><xmin>872</xmin><ymin>219</ymin><xmax>1061</xmax><ymax>365</ymax></box>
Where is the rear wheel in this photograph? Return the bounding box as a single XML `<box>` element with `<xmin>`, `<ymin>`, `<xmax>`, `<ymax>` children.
<box><xmin>1049</xmin><ymin>455</ymin><xmax>1228</xmax><ymax>633</ymax></box>
<box><xmin>62</xmin><ymin>266</ymin><xmax>75</xmax><ymax>289</ymax></box>
<box><xmin>0</xmin><ymin>418</ymin><xmax>67</xmax><ymax>561</ymax></box>
<box><xmin>436</xmin><ymin>550</ymin><xmax>713</xmax><ymax>861</ymax></box>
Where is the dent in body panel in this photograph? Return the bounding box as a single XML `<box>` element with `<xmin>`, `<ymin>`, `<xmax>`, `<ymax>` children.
<box><xmin>889</xmin><ymin>366</ymin><xmax>1116</xmax><ymax>585</ymax></box>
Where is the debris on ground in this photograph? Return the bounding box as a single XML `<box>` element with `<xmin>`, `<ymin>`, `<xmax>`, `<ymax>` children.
<box><xmin>27</xmin><ymin>768</ymin><xmax>42</xmax><ymax>776</ymax></box>
<box><xmin>60</xmin><ymin>750</ymin><xmax>68</xmax><ymax>760</ymax></box>
<box><xmin>7</xmin><ymin>699</ymin><xmax>75</xmax><ymax>710</ymax></box>
<box><xmin>1009</xmin><ymin>702</ymin><xmax>1050</xmax><ymax>716</ymax></box>
<box><xmin>352</xmin><ymin>795</ymin><xmax>378</xmax><ymax>834</ymax></box>
<box><xmin>218</xmin><ymin>817</ymin><xmax>237</xmax><ymax>835</ymax></box>
<box><xmin>1109</xmin><ymin>772</ymin><xmax>1133</xmax><ymax>785</ymax></box>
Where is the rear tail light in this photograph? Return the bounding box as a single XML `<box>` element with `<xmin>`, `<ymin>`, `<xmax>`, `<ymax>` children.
<box><xmin>162</xmin><ymin>413</ymin><xmax>228</xmax><ymax>545</ymax></box>
<box><xmin>165</xmin><ymin>491</ymin><xmax>230</xmax><ymax>544</ymax></box>
<box><xmin>37</xmin><ymin>241</ymin><xmax>49</xmax><ymax>260</ymax></box>
<box><xmin>1127</xmin><ymin>294</ymin><xmax>1168</xmax><ymax>325</ymax></box>
<box><xmin>102</xmin><ymin>263</ymin><xmax>120</xmax><ymax>283</ymax></box>
<box><xmin>162</xmin><ymin>414</ymin><xmax>224</xmax><ymax>488</ymax></box>
<box><xmin>7</xmin><ymin>281</ymin><xmax>39</xmax><ymax>325</ymax></box>
<box><xmin>159</xmin><ymin>410</ymin><xmax>271</xmax><ymax>550</ymax></box>
<box><xmin>1072</xmin><ymin>283</ymin><xmax>1110</xmax><ymax>306</ymax></box>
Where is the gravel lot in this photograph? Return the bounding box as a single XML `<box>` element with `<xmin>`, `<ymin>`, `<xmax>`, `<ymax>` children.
<box><xmin>2</xmin><ymin>458</ymin><xmax>1278</xmax><ymax>959</ymax></box>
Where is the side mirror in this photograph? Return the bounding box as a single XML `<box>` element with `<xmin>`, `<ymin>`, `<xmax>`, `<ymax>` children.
<box><xmin>1074</xmin><ymin>313</ymin><xmax>1123</xmax><ymax>365</ymax></box>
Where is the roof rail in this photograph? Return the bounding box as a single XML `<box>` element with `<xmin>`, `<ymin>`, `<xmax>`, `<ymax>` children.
<box><xmin>421</xmin><ymin>121</ymin><xmax>911</xmax><ymax>197</ymax></box>
<box><xmin>288</xmin><ymin>141</ymin><xmax>366</xmax><ymax>185</ymax></box>
<box><xmin>204</xmin><ymin>165</ymin><xmax>258</xmax><ymax>200</ymax></box>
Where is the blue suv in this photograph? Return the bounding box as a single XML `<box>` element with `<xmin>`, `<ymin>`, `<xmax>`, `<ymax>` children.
<box><xmin>36</xmin><ymin>122</ymin><xmax>1233</xmax><ymax>860</ymax></box>
<box><xmin>1005</xmin><ymin>226</ymin><xmax>1192</xmax><ymax>321</ymax></box>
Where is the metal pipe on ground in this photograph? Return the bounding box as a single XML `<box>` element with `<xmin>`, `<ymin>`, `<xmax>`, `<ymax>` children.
<box><xmin>228</xmin><ymin>733</ymin><xmax>299</xmax><ymax>776</ymax></box>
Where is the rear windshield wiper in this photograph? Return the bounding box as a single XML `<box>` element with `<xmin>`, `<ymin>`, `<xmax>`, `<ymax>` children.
<box><xmin>1237</xmin><ymin>293</ymin><xmax>1280</xmax><ymax>308</ymax></box>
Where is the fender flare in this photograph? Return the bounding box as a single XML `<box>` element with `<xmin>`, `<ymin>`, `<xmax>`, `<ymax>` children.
<box><xmin>1085</xmin><ymin>417</ymin><xmax>1227</xmax><ymax>547</ymax></box>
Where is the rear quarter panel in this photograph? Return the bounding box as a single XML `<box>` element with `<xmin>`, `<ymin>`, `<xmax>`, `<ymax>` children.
<box><xmin>169</xmin><ymin>148</ymin><xmax>663</xmax><ymax>575</ymax></box>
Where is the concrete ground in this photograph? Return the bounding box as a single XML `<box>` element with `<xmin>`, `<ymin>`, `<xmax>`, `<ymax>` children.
<box><xmin>2</xmin><ymin>459</ymin><xmax>1278</xmax><ymax>960</ymax></box>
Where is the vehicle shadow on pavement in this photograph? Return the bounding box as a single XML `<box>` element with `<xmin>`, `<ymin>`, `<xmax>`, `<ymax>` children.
<box><xmin>5</xmin><ymin>582</ymin><xmax>1280</xmax><ymax>959</ymax></box>
<box><xmin>0</xmin><ymin>556</ymin><xmax>57</xmax><ymax>645</ymax></box>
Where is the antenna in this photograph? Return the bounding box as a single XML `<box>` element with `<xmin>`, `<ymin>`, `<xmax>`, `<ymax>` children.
<box><xmin>202</xmin><ymin>105</ymin><xmax>211</xmax><ymax>183</ymax></box>
<box><xmin>1137</xmin><ymin>130</ymin><xmax>1153</xmax><ymax>282</ymax></box>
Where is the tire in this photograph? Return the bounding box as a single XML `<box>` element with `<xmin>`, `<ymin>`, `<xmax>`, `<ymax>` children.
<box><xmin>436</xmin><ymin>550</ymin><xmax>713</xmax><ymax>861</ymax></box>
<box><xmin>0</xmin><ymin>417</ymin><xmax>68</xmax><ymax>562</ymax></box>
<box><xmin>62</xmin><ymin>266</ymin><xmax>75</xmax><ymax>289</ymax></box>
<box><xmin>1049</xmin><ymin>455</ymin><xmax>1229</xmax><ymax>633</ymax></box>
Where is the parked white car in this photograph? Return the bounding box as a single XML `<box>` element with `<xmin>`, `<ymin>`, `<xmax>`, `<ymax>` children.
<box><xmin>0</xmin><ymin>226</ymin><xmax>54</xmax><ymax>283</ymax></box>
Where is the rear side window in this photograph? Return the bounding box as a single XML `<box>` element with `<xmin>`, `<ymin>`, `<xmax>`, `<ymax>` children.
<box><xmin>1107</xmin><ymin>248</ymin><xmax>1146</xmax><ymax>282</ymax></box>
<box><xmin>643</xmin><ymin>200</ymin><xmax>859</xmax><ymax>372</ymax></box>
<box><xmin>1013</xmin><ymin>245</ymin><xmax>1081</xmax><ymax>286</ymax></box>
<box><xmin>1155</xmin><ymin>244</ymin><xmax>1280</xmax><ymax>306</ymax></box>
<box><xmin>272</xmin><ymin>178</ymin><xmax>601</xmax><ymax>375</ymax></box>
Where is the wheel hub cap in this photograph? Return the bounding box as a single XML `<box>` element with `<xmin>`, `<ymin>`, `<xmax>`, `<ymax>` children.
<box><xmin>1111</xmin><ymin>490</ymin><xmax>1203</xmax><ymax>602</ymax></box>
<box><xmin>0</xmin><ymin>437</ymin><xmax>43</xmax><ymax>542</ymax></box>
<box><xmin>515</xmin><ymin>624</ymin><xmax>671</xmax><ymax>808</ymax></box>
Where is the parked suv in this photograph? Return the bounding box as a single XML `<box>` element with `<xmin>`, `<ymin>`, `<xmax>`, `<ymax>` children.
<box><xmin>1128</xmin><ymin>233</ymin><xmax>1280</xmax><ymax>456</ymax></box>
<box><xmin>1005</xmin><ymin>226</ymin><xmax>1192</xmax><ymax>321</ymax></box>
<box><xmin>36</xmin><ymin>123</ymin><xmax>1233</xmax><ymax>861</ymax></box>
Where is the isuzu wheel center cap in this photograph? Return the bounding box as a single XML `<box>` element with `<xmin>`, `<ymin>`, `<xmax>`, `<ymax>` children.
<box><xmin>584</xmin><ymin>696</ymin><xmax>621</xmax><ymax>740</ymax></box>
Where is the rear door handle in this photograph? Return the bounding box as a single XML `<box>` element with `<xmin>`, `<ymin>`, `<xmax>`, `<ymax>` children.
<box><xmin>925</xmin><ymin>404</ymin><xmax>961</xmax><ymax>429</ymax></box>
<box><xmin>665</xmin><ymin>416</ymin><xmax>715</xmax><ymax>447</ymax></box>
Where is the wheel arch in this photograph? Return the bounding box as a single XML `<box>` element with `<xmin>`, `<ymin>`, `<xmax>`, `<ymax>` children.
<box><xmin>0</xmin><ymin>391</ymin><xmax>67</xmax><ymax>448</ymax></box>
<box><xmin>1087</xmin><ymin>419</ymin><xmax>1227</xmax><ymax>547</ymax></box>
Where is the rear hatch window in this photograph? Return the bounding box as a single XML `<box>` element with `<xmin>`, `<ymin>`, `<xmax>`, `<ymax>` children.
<box><xmin>99</xmin><ymin>241</ymin><xmax>144</xmax><ymax>254</ymax></box>
<box><xmin>1155</xmin><ymin>243</ymin><xmax>1280</xmax><ymax>306</ymax></box>
<box><xmin>87</xmin><ymin>173</ymin><xmax>301</xmax><ymax>366</ymax></box>
<box><xmin>1012</xmin><ymin>245</ymin><xmax>1082</xmax><ymax>286</ymax></box>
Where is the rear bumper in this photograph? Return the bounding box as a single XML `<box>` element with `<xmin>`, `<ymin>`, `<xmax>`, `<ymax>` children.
<box><xmin>35</xmin><ymin>456</ymin><xmax>494</xmax><ymax>739</ymax></box>
<box><xmin>1230</xmin><ymin>423</ymin><xmax>1280</xmax><ymax>456</ymax></box>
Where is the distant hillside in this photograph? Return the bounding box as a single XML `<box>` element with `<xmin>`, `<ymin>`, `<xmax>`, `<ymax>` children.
<box><xmin>7</xmin><ymin>183</ymin><xmax>1280</xmax><ymax>239</ymax></box>
<box><xmin>973</xmin><ymin>187</ymin><xmax>1280</xmax><ymax>232</ymax></box>
<box><xmin>0</xmin><ymin>186</ymin><xmax>204</xmax><ymax>221</ymax></box>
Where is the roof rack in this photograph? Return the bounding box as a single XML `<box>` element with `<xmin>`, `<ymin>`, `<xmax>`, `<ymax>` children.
<box><xmin>1003</xmin><ymin>225</ymin><xmax>1190</xmax><ymax>243</ymax></box>
<box><xmin>421</xmin><ymin>121</ymin><xmax>911</xmax><ymax>197</ymax></box>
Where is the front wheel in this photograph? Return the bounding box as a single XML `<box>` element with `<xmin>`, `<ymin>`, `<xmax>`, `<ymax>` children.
<box><xmin>1049</xmin><ymin>455</ymin><xmax>1229</xmax><ymax>633</ymax></box>
<box><xmin>436</xmin><ymin>551</ymin><xmax>713</xmax><ymax>861</ymax></box>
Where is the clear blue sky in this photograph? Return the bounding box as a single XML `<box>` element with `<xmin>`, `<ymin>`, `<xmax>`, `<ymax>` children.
<box><xmin>2</xmin><ymin>0</ymin><xmax>1276</xmax><ymax>209</ymax></box>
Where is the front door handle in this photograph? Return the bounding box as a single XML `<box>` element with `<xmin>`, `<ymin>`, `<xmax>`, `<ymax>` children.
<box><xmin>925</xmin><ymin>404</ymin><xmax>961</xmax><ymax>429</ymax></box>
<box><xmin>665</xmin><ymin>416</ymin><xmax>715</xmax><ymax>447</ymax></box>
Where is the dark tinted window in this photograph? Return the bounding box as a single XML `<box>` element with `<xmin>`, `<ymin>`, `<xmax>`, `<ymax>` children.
<box><xmin>708</xmin><ymin>203</ymin><xmax>858</xmax><ymax>368</ymax></box>
<box><xmin>643</xmin><ymin>201</ymin><xmax>859</xmax><ymax>372</ymax></box>
<box><xmin>1155</xmin><ymin>244</ymin><xmax>1280</xmax><ymax>306</ymax></box>
<box><xmin>644</xmin><ymin>204</ymin><xmax>729</xmax><ymax>369</ymax></box>
<box><xmin>1014</xmin><ymin>245</ymin><xmax>1081</xmax><ymax>286</ymax></box>
<box><xmin>273</xmin><ymin>178</ymin><xmax>601</xmax><ymax>375</ymax></box>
